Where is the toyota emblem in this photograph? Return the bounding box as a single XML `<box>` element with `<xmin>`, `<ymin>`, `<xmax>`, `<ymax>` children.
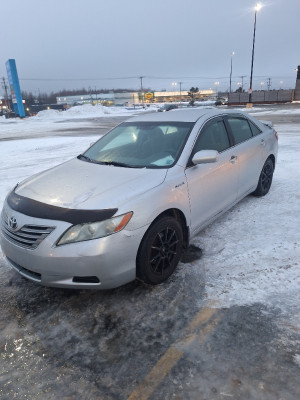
<box><xmin>9</xmin><ymin>216</ymin><xmax>18</xmax><ymax>230</ymax></box>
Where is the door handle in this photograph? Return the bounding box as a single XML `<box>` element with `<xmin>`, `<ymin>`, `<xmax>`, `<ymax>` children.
<box><xmin>230</xmin><ymin>155</ymin><xmax>238</xmax><ymax>164</ymax></box>
<box><xmin>260</xmin><ymin>139</ymin><xmax>266</xmax><ymax>146</ymax></box>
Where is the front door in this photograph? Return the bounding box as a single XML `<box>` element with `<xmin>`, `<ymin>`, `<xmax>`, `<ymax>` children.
<box><xmin>185</xmin><ymin>117</ymin><xmax>239</xmax><ymax>234</ymax></box>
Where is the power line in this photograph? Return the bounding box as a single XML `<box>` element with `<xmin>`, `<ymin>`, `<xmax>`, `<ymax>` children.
<box><xmin>19</xmin><ymin>74</ymin><xmax>295</xmax><ymax>82</ymax></box>
<box><xmin>19</xmin><ymin>77</ymin><xmax>138</xmax><ymax>81</ymax></box>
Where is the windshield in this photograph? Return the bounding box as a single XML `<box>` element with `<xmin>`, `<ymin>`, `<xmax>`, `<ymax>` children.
<box><xmin>80</xmin><ymin>121</ymin><xmax>194</xmax><ymax>168</ymax></box>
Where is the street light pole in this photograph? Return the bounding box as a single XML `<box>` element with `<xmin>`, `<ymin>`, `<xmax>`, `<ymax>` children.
<box><xmin>179</xmin><ymin>81</ymin><xmax>183</xmax><ymax>103</ymax></box>
<box><xmin>249</xmin><ymin>3</ymin><xmax>262</xmax><ymax>104</ymax></box>
<box><xmin>172</xmin><ymin>82</ymin><xmax>177</xmax><ymax>102</ymax></box>
<box><xmin>214</xmin><ymin>81</ymin><xmax>220</xmax><ymax>98</ymax></box>
<box><xmin>139</xmin><ymin>76</ymin><xmax>144</xmax><ymax>106</ymax></box>
<box><xmin>229</xmin><ymin>51</ymin><xmax>235</xmax><ymax>93</ymax></box>
<box><xmin>240</xmin><ymin>75</ymin><xmax>246</xmax><ymax>91</ymax></box>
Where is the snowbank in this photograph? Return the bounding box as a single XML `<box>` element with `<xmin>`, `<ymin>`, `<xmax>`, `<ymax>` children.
<box><xmin>34</xmin><ymin>104</ymin><xmax>155</xmax><ymax>121</ymax></box>
<box><xmin>0</xmin><ymin>104</ymin><xmax>152</xmax><ymax>139</ymax></box>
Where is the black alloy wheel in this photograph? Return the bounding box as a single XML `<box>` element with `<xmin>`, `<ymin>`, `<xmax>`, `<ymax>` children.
<box><xmin>253</xmin><ymin>158</ymin><xmax>274</xmax><ymax>197</ymax></box>
<box><xmin>137</xmin><ymin>216</ymin><xmax>183</xmax><ymax>284</ymax></box>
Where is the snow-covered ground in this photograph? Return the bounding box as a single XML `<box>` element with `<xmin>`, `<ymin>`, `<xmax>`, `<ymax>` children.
<box><xmin>0</xmin><ymin>104</ymin><xmax>154</xmax><ymax>138</ymax></box>
<box><xmin>252</xmin><ymin>108</ymin><xmax>300</xmax><ymax>116</ymax></box>
<box><xmin>189</xmin><ymin>122</ymin><xmax>300</xmax><ymax>310</ymax></box>
<box><xmin>1</xmin><ymin>102</ymin><xmax>286</xmax><ymax>139</ymax></box>
<box><xmin>0</xmin><ymin>104</ymin><xmax>299</xmax><ymax>315</ymax></box>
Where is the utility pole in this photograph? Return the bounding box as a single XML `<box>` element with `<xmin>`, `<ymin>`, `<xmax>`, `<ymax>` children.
<box><xmin>249</xmin><ymin>4</ymin><xmax>262</xmax><ymax>104</ymax></box>
<box><xmin>139</xmin><ymin>76</ymin><xmax>144</xmax><ymax>106</ymax></box>
<box><xmin>229</xmin><ymin>52</ymin><xmax>235</xmax><ymax>93</ymax></box>
<box><xmin>267</xmin><ymin>77</ymin><xmax>271</xmax><ymax>91</ymax></box>
<box><xmin>179</xmin><ymin>82</ymin><xmax>183</xmax><ymax>103</ymax></box>
<box><xmin>240</xmin><ymin>75</ymin><xmax>246</xmax><ymax>91</ymax></box>
<box><xmin>89</xmin><ymin>86</ymin><xmax>92</xmax><ymax>104</ymax></box>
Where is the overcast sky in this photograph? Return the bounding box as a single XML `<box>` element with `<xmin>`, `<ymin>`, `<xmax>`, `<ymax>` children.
<box><xmin>1</xmin><ymin>0</ymin><xmax>299</xmax><ymax>94</ymax></box>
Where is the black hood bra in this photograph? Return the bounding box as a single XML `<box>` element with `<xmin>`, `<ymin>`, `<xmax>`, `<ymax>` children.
<box><xmin>7</xmin><ymin>190</ymin><xmax>118</xmax><ymax>225</ymax></box>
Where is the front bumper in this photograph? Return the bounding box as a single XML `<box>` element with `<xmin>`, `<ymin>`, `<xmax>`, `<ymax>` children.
<box><xmin>0</xmin><ymin>203</ymin><xmax>148</xmax><ymax>289</ymax></box>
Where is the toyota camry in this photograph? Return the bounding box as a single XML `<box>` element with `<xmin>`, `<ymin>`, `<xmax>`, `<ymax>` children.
<box><xmin>0</xmin><ymin>108</ymin><xmax>278</xmax><ymax>289</ymax></box>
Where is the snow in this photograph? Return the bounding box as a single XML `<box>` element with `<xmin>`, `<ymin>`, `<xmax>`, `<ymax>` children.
<box><xmin>0</xmin><ymin>136</ymin><xmax>94</xmax><ymax>203</ymax></box>
<box><xmin>35</xmin><ymin>103</ymin><xmax>152</xmax><ymax>119</ymax></box>
<box><xmin>0</xmin><ymin>104</ymin><xmax>299</xmax><ymax>313</ymax></box>
<box><xmin>294</xmin><ymin>354</ymin><xmax>300</xmax><ymax>367</ymax></box>
<box><xmin>252</xmin><ymin>108</ymin><xmax>300</xmax><ymax>116</ymax></box>
<box><xmin>0</xmin><ymin>104</ymin><xmax>155</xmax><ymax>139</ymax></box>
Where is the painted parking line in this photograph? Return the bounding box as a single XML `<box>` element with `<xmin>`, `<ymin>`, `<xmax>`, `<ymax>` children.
<box><xmin>127</xmin><ymin>304</ymin><xmax>221</xmax><ymax>400</ymax></box>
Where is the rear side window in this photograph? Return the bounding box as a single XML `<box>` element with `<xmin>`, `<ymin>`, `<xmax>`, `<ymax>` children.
<box><xmin>227</xmin><ymin>117</ymin><xmax>253</xmax><ymax>145</ymax></box>
<box><xmin>193</xmin><ymin>119</ymin><xmax>230</xmax><ymax>154</ymax></box>
<box><xmin>248</xmin><ymin>120</ymin><xmax>262</xmax><ymax>136</ymax></box>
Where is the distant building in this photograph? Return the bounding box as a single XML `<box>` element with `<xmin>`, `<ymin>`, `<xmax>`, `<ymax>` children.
<box><xmin>295</xmin><ymin>66</ymin><xmax>300</xmax><ymax>101</ymax></box>
<box><xmin>56</xmin><ymin>92</ymin><xmax>137</xmax><ymax>106</ymax></box>
<box><xmin>25</xmin><ymin>103</ymin><xmax>67</xmax><ymax>116</ymax></box>
<box><xmin>56</xmin><ymin>89</ymin><xmax>214</xmax><ymax>106</ymax></box>
<box><xmin>153</xmin><ymin>90</ymin><xmax>214</xmax><ymax>103</ymax></box>
<box><xmin>0</xmin><ymin>98</ymin><xmax>10</xmax><ymax>114</ymax></box>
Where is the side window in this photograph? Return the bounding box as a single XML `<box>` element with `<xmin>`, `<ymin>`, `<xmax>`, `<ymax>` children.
<box><xmin>194</xmin><ymin>119</ymin><xmax>230</xmax><ymax>154</ymax></box>
<box><xmin>248</xmin><ymin>120</ymin><xmax>262</xmax><ymax>136</ymax></box>
<box><xmin>227</xmin><ymin>117</ymin><xmax>253</xmax><ymax>145</ymax></box>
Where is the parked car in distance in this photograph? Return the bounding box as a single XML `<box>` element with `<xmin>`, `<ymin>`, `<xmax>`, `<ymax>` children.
<box><xmin>157</xmin><ymin>104</ymin><xmax>179</xmax><ymax>112</ymax></box>
<box><xmin>0</xmin><ymin>108</ymin><xmax>278</xmax><ymax>289</ymax></box>
<box><xmin>215</xmin><ymin>98</ymin><xmax>228</xmax><ymax>106</ymax></box>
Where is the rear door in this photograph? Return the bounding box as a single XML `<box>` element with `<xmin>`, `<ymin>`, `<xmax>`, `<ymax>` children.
<box><xmin>224</xmin><ymin>115</ymin><xmax>265</xmax><ymax>198</ymax></box>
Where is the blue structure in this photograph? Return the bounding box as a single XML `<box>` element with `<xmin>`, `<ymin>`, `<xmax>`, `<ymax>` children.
<box><xmin>5</xmin><ymin>59</ymin><xmax>25</xmax><ymax>118</ymax></box>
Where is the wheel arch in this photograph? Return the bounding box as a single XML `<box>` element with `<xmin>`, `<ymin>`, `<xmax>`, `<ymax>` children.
<box><xmin>135</xmin><ymin>208</ymin><xmax>188</xmax><ymax>284</ymax></box>
<box><xmin>139</xmin><ymin>208</ymin><xmax>190</xmax><ymax>251</ymax></box>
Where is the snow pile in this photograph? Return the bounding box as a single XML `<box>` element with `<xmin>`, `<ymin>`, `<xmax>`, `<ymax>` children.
<box><xmin>34</xmin><ymin>103</ymin><xmax>153</xmax><ymax>120</ymax></box>
<box><xmin>34</xmin><ymin>109</ymin><xmax>61</xmax><ymax>120</ymax></box>
<box><xmin>0</xmin><ymin>104</ymin><xmax>148</xmax><ymax>139</ymax></box>
<box><xmin>194</xmin><ymin>100</ymin><xmax>216</xmax><ymax>106</ymax></box>
<box><xmin>240</xmin><ymin>107</ymin><xmax>269</xmax><ymax>113</ymax></box>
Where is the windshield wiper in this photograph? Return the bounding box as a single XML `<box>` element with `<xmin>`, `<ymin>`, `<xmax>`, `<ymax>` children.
<box><xmin>78</xmin><ymin>154</ymin><xmax>94</xmax><ymax>163</ymax></box>
<box><xmin>100</xmin><ymin>161</ymin><xmax>137</xmax><ymax>168</ymax></box>
<box><xmin>78</xmin><ymin>156</ymin><xmax>139</xmax><ymax>168</ymax></box>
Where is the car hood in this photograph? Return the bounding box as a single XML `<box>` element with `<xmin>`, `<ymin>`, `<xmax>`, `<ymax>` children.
<box><xmin>15</xmin><ymin>158</ymin><xmax>167</xmax><ymax>210</ymax></box>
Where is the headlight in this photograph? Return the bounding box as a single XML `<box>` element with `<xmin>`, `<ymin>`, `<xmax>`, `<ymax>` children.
<box><xmin>57</xmin><ymin>212</ymin><xmax>133</xmax><ymax>246</ymax></box>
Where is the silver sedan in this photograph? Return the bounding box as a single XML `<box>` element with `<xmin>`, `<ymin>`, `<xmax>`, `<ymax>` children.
<box><xmin>0</xmin><ymin>108</ymin><xmax>278</xmax><ymax>289</ymax></box>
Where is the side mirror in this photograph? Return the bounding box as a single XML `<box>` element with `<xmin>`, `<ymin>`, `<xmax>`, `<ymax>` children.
<box><xmin>192</xmin><ymin>150</ymin><xmax>219</xmax><ymax>165</ymax></box>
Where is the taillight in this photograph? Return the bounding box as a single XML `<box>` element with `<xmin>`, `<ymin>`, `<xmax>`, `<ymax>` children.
<box><xmin>274</xmin><ymin>130</ymin><xmax>278</xmax><ymax>141</ymax></box>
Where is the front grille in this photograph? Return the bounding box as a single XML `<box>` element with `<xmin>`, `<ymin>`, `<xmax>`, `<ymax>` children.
<box><xmin>1</xmin><ymin>214</ymin><xmax>55</xmax><ymax>250</ymax></box>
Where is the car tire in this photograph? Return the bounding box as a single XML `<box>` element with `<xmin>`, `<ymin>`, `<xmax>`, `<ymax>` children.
<box><xmin>252</xmin><ymin>158</ymin><xmax>274</xmax><ymax>197</ymax></box>
<box><xmin>136</xmin><ymin>216</ymin><xmax>183</xmax><ymax>285</ymax></box>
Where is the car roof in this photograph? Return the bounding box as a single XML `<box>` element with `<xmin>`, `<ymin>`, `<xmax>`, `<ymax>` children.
<box><xmin>127</xmin><ymin>107</ymin><xmax>247</xmax><ymax>123</ymax></box>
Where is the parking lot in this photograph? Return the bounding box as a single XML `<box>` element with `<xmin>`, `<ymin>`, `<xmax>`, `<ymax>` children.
<box><xmin>0</xmin><ymin>104</ymin><xmax>299</xmax><ymax>400</ymax></box>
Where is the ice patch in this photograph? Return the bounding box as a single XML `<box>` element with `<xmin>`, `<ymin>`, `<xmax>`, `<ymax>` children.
<box><xmin>293</xmin><ymin>354</ymin><xmax>300</xmax><ymax>367</ymax></box>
